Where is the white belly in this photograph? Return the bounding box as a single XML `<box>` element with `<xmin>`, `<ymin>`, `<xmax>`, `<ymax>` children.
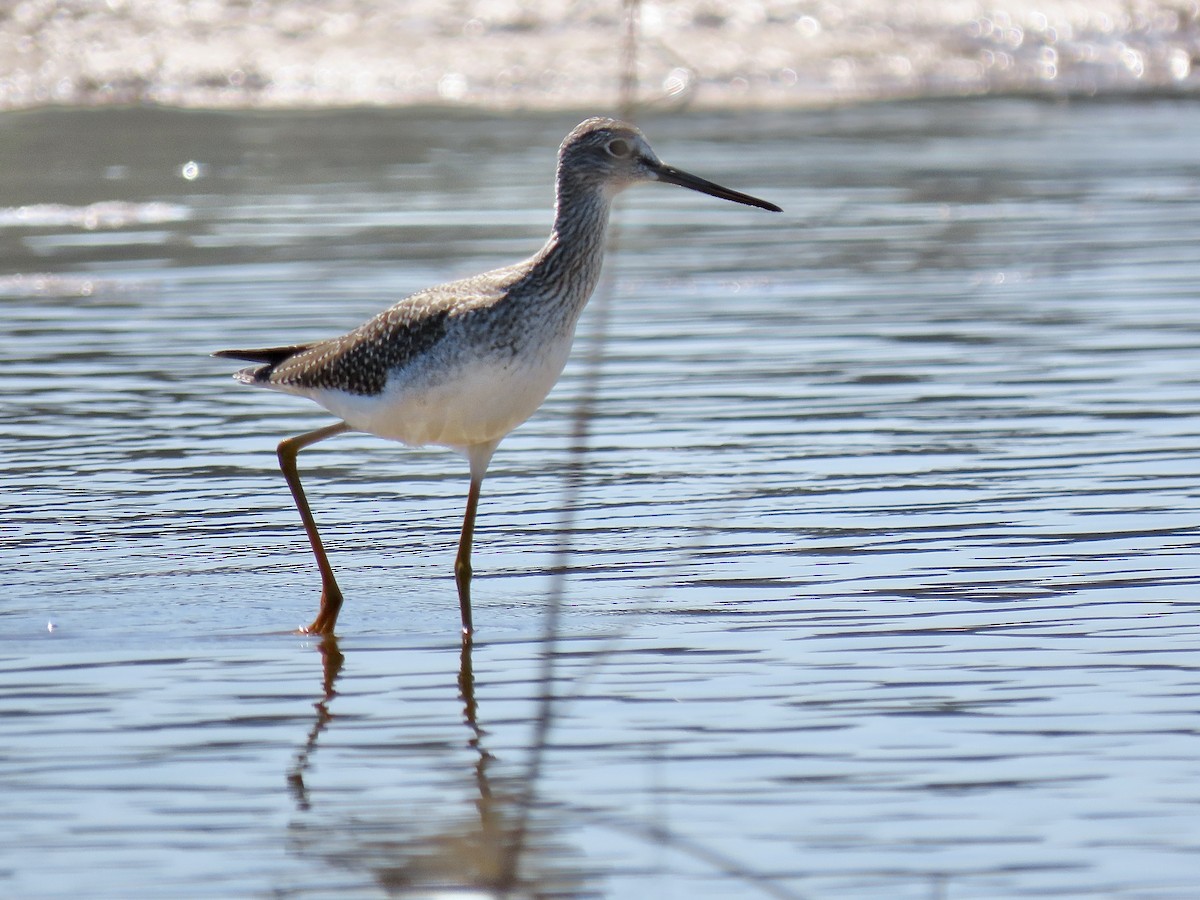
<box><xmin>305</xmin><ymin>340</ymin><xmax>572</xmax><ymax>451</ymax></box>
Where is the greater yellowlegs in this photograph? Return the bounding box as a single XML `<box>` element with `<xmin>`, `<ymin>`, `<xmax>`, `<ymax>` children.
<box><xmin>215</xmin><ymin>117</ymin><xmax>780</xmax><ymax>636</ymax></box>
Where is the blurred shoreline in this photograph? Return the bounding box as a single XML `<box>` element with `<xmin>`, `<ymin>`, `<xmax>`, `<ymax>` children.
<box><xmin>2</xmin><ymin>0</ymin><xmax>1198</xmax><ymax>112</ymax></box>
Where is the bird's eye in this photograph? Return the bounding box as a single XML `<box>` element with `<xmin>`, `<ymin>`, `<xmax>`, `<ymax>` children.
<box><xmin>606</xmin><ymin>138</ymin><xmax>632</xmax><ymax>158</ymax></box>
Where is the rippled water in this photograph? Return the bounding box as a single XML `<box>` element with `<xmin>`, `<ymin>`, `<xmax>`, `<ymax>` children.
<box><xmin>3</xmin><ymin>101</ymin><xmax>1200</xmax><ymax>898</ymax></box>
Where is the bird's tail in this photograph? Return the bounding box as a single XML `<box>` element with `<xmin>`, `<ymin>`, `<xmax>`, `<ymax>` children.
<box><xmin>212</xmin><ymin>344</ymin><xmax>310</xmax><ymax>365</ymax></box>
<box><xmin>212</xmin><ymin>344</ymin><xmax>312</xmax><ymax>384</ymax></box>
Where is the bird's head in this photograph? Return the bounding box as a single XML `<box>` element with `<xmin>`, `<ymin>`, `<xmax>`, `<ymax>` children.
<box><xmin>557</xmin><ymin>117</ymin><xmax>781</xmax><ymax>212</ymax></box>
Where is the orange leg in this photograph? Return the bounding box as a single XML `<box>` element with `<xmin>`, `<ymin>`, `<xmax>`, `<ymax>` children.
<box><xmin>277</xmin><ymin>422</ymin><xmax>351</xmax><ymax>634</ymax></box>
<box><xmin>454</xmin><ymin>473</ymin><xmax>483</xmax><ymax>636</ymax></box>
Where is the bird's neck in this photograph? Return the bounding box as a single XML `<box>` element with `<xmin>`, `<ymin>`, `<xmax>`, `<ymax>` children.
<box><xmin>523</xmin><ymin>178</ymin><xmax>615</xmax><ymax>312</ymax></box>
<box><xmin>551</xmin><ymin>175</ymin><xmax>616</xmax><ymax>246</ymax></box>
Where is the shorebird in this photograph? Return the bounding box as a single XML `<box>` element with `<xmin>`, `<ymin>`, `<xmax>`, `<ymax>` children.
<box><xmin>215</xmin><ymin>116</ymin><xmax>780</xmax><ymax>636</ymax></box>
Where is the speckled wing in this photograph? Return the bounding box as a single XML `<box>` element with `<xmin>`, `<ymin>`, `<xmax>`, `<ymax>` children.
<box><xmin>214</xmin><ymin>266</ymin><xmax>524</xmax><ymax>397</ymax></box>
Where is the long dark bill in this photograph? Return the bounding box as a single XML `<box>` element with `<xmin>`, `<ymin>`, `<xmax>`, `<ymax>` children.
<box><xmin>653</xmin><ymin>163</ymin><xmax>782</xmax><ymax>212</ymax></box>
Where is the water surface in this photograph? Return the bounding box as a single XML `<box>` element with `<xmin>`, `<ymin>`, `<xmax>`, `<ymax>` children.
<box><xmin>2</xmin><ymin>101</ymin><xmax>1200</xmax><ymax>898</ymax></box>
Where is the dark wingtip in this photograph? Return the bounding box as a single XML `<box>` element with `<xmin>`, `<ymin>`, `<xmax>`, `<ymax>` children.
<box><xmin>212</xmin><ymin>344</ymin><xmax>311</xmax><ymax>365</ymax></box>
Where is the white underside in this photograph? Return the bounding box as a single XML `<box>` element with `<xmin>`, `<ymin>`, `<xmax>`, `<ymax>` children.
<box><xmin>296</xmin><ymin>338</ymin><xmax>573</xmax><ymax>457</ymax></box>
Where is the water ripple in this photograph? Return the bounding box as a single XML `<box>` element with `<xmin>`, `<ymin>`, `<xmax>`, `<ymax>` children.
<box><xmin>2</xmin><ymin>103</ymin><xmax>1200</xmax><ymax>898</ymax></box>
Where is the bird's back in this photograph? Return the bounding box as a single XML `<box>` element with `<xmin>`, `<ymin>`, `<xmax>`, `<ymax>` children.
<box><xmin>220</xmin><ymin>260</ymin><xmax>526</xmax><ymax>390</ymax></box>
<box><xmin>216</xmin><ymin>257</ymin><xmax>586</xmax><ymax>450</ymax></box>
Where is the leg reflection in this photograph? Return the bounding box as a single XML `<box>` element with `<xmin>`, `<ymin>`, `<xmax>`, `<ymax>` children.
<box><xmin>287</xmin><ymin>634</ymin><xmax>344</xmax><ymax>811</ymax></box>
<box><xmin>285</xmin><ymin>635</ymin><xmax>582</xmax><ymax>895</ymax></box>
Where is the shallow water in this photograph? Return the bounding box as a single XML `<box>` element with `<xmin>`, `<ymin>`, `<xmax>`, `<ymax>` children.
<box><xmin>2</xmin><ymin>100</ymin><xmax>1200</xmax><ymax>898</ymax></box>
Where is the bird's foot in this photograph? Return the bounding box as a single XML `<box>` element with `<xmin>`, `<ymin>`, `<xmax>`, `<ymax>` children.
<box><xmin>299</xmin><ymin>586</ymin><xmax>344</xmax><ymax>636</ymax></box>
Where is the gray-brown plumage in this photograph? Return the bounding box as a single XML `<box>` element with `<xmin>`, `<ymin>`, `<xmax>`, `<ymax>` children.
<box><xmin>214</xmin><ymin>116</ymin><xmax>781</xmax><ymax>637</ymax></box>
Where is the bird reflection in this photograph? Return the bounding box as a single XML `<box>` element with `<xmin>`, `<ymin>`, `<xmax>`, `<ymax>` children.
<box><xmin>285</xmin><ymin>634</ymin><xmax>584</xmax><ymax>896</ymax></box>
<box><xmin>286</xmin><ymin>634</ymin><xmax>344</xmax><ymax>811</ymax></box>
<box><xmin>458</xmin><ymin>635</ymin><xmax>503</xmax><ymax>851</ymax></box>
